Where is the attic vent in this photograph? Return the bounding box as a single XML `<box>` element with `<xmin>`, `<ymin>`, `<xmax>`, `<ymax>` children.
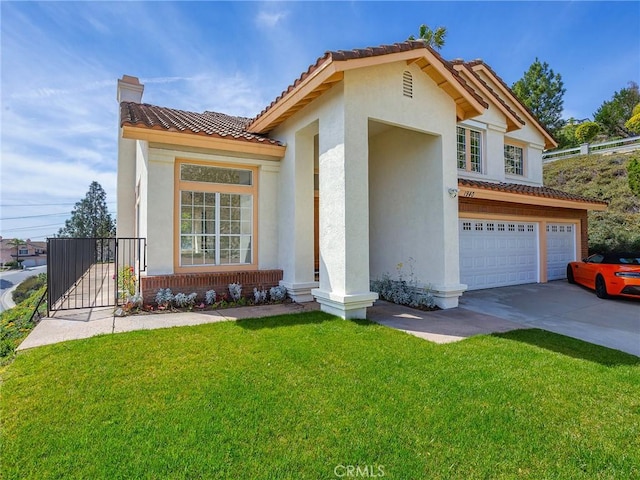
<box><xmin>402</xmin><ymin>71</ymin><xmax>413</xmax><ymax>98</ymax></box>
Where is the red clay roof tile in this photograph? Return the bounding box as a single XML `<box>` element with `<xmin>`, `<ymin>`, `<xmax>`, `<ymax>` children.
<box><xmin>458</xmin><ymin>178</ymin><xmax>607</xmax><ymax>205</ymax></box>
<box><xmin>251</xmin><ymin>41</ymin><xmax>488</xmax><ymax>129</ymax></box>
<box><xmin>120</xmin><ymin>102</ymin><xmax>282</xmax><ymax>145</ymax></box>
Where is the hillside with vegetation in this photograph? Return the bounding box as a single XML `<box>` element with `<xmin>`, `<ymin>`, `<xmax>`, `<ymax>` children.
<box><xmin>543</xmin><ymin>151</ymin><xmax>640</xmax><ymax>253</ymax></box>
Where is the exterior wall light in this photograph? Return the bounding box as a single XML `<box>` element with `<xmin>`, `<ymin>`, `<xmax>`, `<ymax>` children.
<box><xmin>448</xmin><ymin>188</ymin><xmax>459</xmax><ymax>198</ymax></box>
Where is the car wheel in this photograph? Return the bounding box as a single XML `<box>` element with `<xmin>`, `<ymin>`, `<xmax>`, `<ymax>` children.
<box><xmin>595</xmin><ymin>275</ymin><xmax>609</xmax><ymax>299</ymax></box>
<box><xmin>566</xmin><ymin>265</ymin><xmax>575</xmax><ymax>284</ymax></box>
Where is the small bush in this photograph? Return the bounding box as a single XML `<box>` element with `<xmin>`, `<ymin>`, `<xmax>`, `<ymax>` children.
<box><xmin>12</xmin><ymin>273</ymin><xmax>47</xmax><ymax>304</ymax></box>
<box><xmin>371</xmin><ymin>259</ymin><xmax>436</xmax><ymax>310</ymax></box>
<box><xmin>228</xmin><ymin>283</ymin><xmax>242</xmax><ymax>302</ymax></box>
<box><xmin>205</xmin><ymin>289</ymin><xmax>217</xmax><ymax>305</ymax></box>
<box><xmin>269</xmin><ymin>285</ymin><xmax>288</xmax><ymax>302</ymax></box>
<box><xmin>174</xmin><ymin>292</ymin><xmax>197</xmax><ymax>309</ymax></box>
<box><xmin>155</xmin><ymin>288</ymin><xmax>174</xmax><ymax>309</ymax></box>
<box><xmin>575</xmin><ymin>121</ymin><xmax>600</xmax><ymax>144</ymax></box>
<box><xmin>1</xmin><ymin>285</ymin><xmax>47</xmax><ymax>364</ymax></box>
<box><xmin>253</xmin><ymin>288</ymin><xmax>268</xmax><ymax>304</ymax></box>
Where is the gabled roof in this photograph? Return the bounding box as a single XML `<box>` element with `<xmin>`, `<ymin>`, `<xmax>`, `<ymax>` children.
<box><xmin>458</xmin><ymin>178</ymin><xmax>607</xmax><ymax>210</ymax></box>
<box><xmin>120</xmin><ymin>102</ymin><xmax>282</xmax><ymax>146</ymax></box>
<box><xmin>464</xmin><ymin>60</ymin><xmax>558</xmax><ymax>149</ymax></box>
<box><xmin>248</xmin><ymin>41</ymin><xmax>489</xmax><ymax>134</ymax></box>
<box><xmin>451</xmin><ymin>61</ymin><xmax>524</xmax><ymax>132</ymax></box>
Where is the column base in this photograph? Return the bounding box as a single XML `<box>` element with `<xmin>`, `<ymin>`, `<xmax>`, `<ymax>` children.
<box><xmin>311</xmin><ymin>289</ymin><xmax>379</xmax><ymax>319</ymax></box>
<box><xmin>280</xmin><ymin>280</ymin><xmax>319</xmax><ymax>303</ymax></box>
<box><xmin>431</xmin><ymin>283</ymin><xmax>467</xmax><ymax>309</ymax></box>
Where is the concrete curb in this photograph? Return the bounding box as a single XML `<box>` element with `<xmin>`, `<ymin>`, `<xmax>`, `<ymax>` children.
<box><xmin>0</xmin><ymin>285</ymin><xmax>18</xmax><ymax>311</ymax></box>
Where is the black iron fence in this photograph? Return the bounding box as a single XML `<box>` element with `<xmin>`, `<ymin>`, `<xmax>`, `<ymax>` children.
<box><xmin>47</xmin><ymin>238</ymin><xmax>146</xmax><ymax>311</ymax></box>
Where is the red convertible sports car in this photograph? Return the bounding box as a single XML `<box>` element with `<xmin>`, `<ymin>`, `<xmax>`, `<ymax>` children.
<box><xmin>567</xmin><ymin>253</ymin><xmax>640</xmax><ymax>299</ymax></box>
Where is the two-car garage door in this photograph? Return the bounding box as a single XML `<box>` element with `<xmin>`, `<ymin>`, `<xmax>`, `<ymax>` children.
<box><xmin>459</xmin><ymin>219</ymin><xmax>576</xmax><ymax>290</ymax></box>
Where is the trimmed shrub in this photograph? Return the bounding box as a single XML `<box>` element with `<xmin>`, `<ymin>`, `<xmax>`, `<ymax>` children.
<box><xmin>575</xmin><ymin>121</ymin><xmax>600</xmax><ymax>144</ymax></box>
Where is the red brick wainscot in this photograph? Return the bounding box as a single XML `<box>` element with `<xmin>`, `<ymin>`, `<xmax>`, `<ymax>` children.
<box><xmin>140</xmin><ymin>270</ymin><xmax>284</xmax><ymax>304</ymax></box>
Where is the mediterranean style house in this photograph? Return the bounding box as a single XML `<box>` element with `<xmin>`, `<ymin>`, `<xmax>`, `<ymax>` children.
<box><xmin>116</xmin><ymin>41</ymin><xmax>605</xmax><ymax>318</ymax></box>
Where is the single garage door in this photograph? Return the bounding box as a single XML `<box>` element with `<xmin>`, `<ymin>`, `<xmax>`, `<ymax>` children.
<box><xmin>459</xmin><ymin>219</ymin><xmax>538</xmax><ymax>290</ymax></box>
<box><xmin>546</xmin><ymin>223</ymin><xmax>577</xmax><ymax>280</ymax></box>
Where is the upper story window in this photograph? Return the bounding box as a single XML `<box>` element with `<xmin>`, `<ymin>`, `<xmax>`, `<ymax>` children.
<box><xmin>457</xmin><ymin>126</ymin><xmax>482</xmax><ymax>173</ymax></box>
<box><xmin>18</xmin><ymin>247</ymin><xmax>28</xmax><ymax>255</ymax></box>
<box><xmin>504</xmin><ymin>144</ymin><xmax>524</xmax><ymax>176</ymax></box>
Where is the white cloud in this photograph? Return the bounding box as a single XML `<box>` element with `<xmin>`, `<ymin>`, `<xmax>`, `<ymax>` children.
<box><xmin>256</xmin><ymin>10</ymin><xmax>288</xmax><ymax>28</ymax></box>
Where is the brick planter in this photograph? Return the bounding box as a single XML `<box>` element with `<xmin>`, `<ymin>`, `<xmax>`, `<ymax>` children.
<box><xmin>140</xmin><ymin>270</ymin><xmax>283</xmax><ymax>303</ymax></box>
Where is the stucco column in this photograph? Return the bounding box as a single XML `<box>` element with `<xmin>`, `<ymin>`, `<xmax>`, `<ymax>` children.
<box><xmin>311</xmin><ymin>115</ymin><xmax>377</xmax><ymax>319</ymax></box>
<box><xmin>278</xmin><ymin>123</ymin><xmax>318</xmax><ymax>301</ymax></box>
<box><xmin>430</xmin><ymin>129</ymin><xmax>466</xmax><ymax>309</ymax></box>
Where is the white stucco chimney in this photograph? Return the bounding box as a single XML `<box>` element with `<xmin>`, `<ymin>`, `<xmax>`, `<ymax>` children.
<box><xmin>117</xmin><ymin>75</ymin><xmax>144</xmax><ymax>103</ymax></box>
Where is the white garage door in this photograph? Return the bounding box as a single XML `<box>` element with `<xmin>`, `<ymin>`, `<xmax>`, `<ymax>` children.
<box><xmin>459</xmin><ymin>219</ymin><xmax>538</xmax><ymax>290</ymax></box>
<box><xmin>546</xmin><ymin>223</ymin><xmax>577</xmax><ymax>280</ymax></box>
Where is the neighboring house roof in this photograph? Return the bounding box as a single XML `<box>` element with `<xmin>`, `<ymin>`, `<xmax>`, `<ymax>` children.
<box><xmin>120</xmin><ymin>102</ymin><xmax>282</xmax><ymax>146</ymax></box>
<box><xmin>248</xmin><ymin>40</ymin><xmax>489</xmax><ymax>134</ymax></box>
<box><xmin>458</xmin><ymin>178</ymin><xmax>607</xmax><ymax>208</ymax></box>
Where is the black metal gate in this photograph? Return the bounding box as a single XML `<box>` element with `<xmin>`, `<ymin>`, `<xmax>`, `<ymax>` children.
<box><xmin>47</xmin><ymin>238</ymin><xmax>146</xmax><ymax>311</ymax></box>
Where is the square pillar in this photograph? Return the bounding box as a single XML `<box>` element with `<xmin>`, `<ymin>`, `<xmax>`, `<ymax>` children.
<box><xmin>311</xmin><ymin>114</ymin><xmax>377</xmax><ymax>319</ymax></box>
<box><xmin>279</xmin><ymin>122</ymin><xmax>318</xmax><ymax>302</ymax></box>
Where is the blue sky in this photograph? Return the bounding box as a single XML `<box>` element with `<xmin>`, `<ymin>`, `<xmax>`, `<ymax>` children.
<box><xmin>1</xmin><ymin>1</ymin><xmax>639</xmax><ymax>241</ymax></box>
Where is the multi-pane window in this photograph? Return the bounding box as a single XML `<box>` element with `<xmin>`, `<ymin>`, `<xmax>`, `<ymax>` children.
<box><xmin>178</xmin><ymin>163</ymin><xmax>254</xmax><ymax>267</ymax></box>
<box><xmin>504</xmin><ymin>144</ymin><xmax>524</xmax><ymax>175</ymax></box>
<box><xmin>457</xmin><ymin>126</ymin><xmax>482</xmax><ymax>173</ymax></box>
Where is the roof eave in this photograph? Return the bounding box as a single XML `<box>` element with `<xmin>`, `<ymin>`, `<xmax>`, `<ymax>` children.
<box><xmin>457</xmin><ymin>181</ymin><xmax>607</xmax><ymax>211</ymax></box>
<box><xmin>122</xmin><ymin>125</ymin><xmax>286</xmax><ymax>159</ymax></box>
<box><xmin>248</xmin><ymin>46</ymin><xmax>488</xmax><ymax>134</ymax></box>
<box><xmin>469</xmin><ymin>64</ymin><xmax>558</xmax><ymax>150</ymax></box>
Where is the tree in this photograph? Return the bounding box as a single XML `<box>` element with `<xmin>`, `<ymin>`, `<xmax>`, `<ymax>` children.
<box><xmin>593</xmin><ymin>81</ymin><xmax>640</xmax><ymax>138</ymax></box>
<box><xmin>624</xmin><ymin>103</ymin><xmax>640</xmax><ymax>135</ymax></box>
<box><xmin>575</xmin><ymin>121</ymin><xmax>600</xmax><ymax>144</ymax></box>
<box><xmin>554</xmin><ymin>118</ymin><xmax>581</xmax><ymax>150</ymax></box>
<box><xmin>7</xmin><ymin>238</ymin><xmax>26</xmax><ymax>268</ymax></box>
<box><xmin>57</xmin><ymin>181</ymin><xmax>115</xmax><ymax>238</ymax></box>
<box><xmin>512</xmin><ymin>58</ymin><xmax>566</xmax><ymax>134</ymax></box>
<box><xmin>408</xmin><ymin>24</ymin><xmax>446</xmax><ymax>50</ymax></box>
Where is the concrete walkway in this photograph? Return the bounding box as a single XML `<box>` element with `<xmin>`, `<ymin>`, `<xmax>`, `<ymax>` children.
<box><xmin>18</xmin><ymin>302</ymin><xmax>321</xmax><ymax>351</ymax></box>
<box><xmin>17</xmin><ymin>282</ymin><xmax>638</xmax><ymax>356</ymax></box>
<box><xmin>18</xmin><ymin>300</ymin><xmax>522</xmax><ymax>351</ymax></box>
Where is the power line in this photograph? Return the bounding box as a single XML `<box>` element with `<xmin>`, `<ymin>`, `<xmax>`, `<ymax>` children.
<box><xmin>1</xmin><ymin>212</ymin><xmax>71</xmax><ymax>220</ymax></box>
<box><xmin>1</xmin><ymin>223</ymin><xmax>66</xmax><ymax>232</ymax></box>
<box><xmin>1</xmin><ymin>210</ymin><xmax>116</xmax><ymax>220</ymax></box>
<box><xmin>0</xmin><ymin>202</ymin><xmax>116</xmax><ymax>207</ymax></box>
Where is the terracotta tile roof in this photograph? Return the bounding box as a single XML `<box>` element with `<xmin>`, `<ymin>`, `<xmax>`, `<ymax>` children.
<box><xmin>251</xmin><ymin>41</ymin><xmax>488</xmax><ymax>130</ymax></box>
<box><xmin>451</xmin><ymin>60</ymin><xmax>524</xmax><ymax>126</ymax></box>
<box><xmin>463</xmin><ymin>60</ymin><xmax>557</xmax><ymax>143</ymax></box>
<box><xmin>458</xmin><ymin>178</ymin><xmax>607</xmax><ymax>205</ymax></box>
<box><xmin>120</xmin><ymin>102</ymin><xmax>282</xmax><ymax>145</ymax></box>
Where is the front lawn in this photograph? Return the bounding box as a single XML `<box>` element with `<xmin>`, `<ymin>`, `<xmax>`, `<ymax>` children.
<box><xmin>1</xmin><ymin>312</ymin><xmax>638</xmax><ymax>479</ymax></box>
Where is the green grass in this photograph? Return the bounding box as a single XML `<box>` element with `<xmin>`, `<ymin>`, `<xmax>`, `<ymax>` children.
<box><xmin>544</xmin><ymin>151</ymin><xmax>640</xmax><ymax>252</ymax></box>
<box><xmin>1</xmin><ymin>312</ymin><xmax>639</xmax><ymax>479</ymax></box>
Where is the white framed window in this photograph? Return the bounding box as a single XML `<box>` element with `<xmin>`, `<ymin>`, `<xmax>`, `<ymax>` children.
<box><xmin>457</xmin><ymin>126</ymin><xmax>483</xmax><ymax>173</ymax></box>
<box><xmin>18</xmin><ymin>247</ymin><xmax>28</xmax><ymax>255</ymax></box>
<box><xmin>177</xmin><ymin>162</ymin><xmax>256</xmax><ymax>269</ymax></box>
<box><xmin>504</xmin><ymin>144</ymin><xmax>524</xmax><ymax>176</ymax></box>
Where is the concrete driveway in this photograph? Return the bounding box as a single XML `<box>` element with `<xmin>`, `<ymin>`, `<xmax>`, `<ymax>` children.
<box><xmin>459</xmin><ymin>281</ymin><xmax>640</xmax><ymax>357</ymax></box>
